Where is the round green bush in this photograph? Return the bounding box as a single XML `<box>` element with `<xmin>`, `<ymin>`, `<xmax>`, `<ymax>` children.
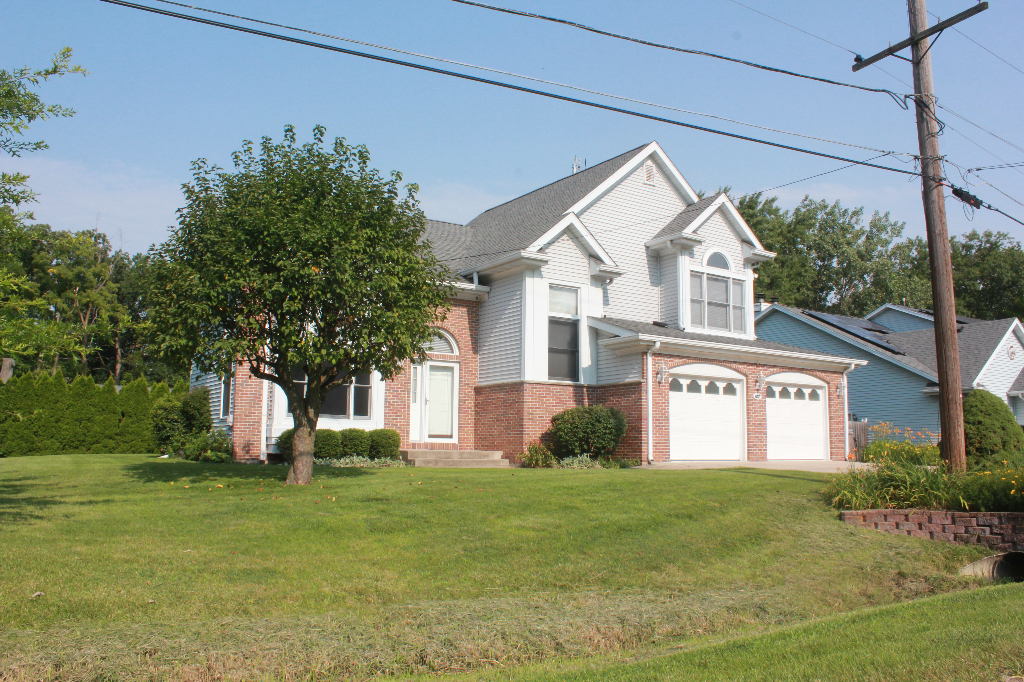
<box><xmin>338</xmin><ymin>428</ymin><xmax>369</xmax><ymax>457</ymax></box>
<box><xmin>314</xmin><ymin>429</ymin><xmax>343</xmax><ymax>458</ymax></box>
<box><xmin>549</xmin><ymin>405</ymin><xmax>628</xmax><ymax>459</ymax></box>
<box><xmin>274</xmin><ymin>428</ymin><xmax>295</xmax><ymax>460</ymax></box>
<box><xmin>962</xmin><ymin>389</ymin><xmax>1024</xmax><ymax>469</ymax></box>
<box><xmin>367</xmin><ymin>428</ymin><xmax>401</xmax><ymax>460</ymax></box>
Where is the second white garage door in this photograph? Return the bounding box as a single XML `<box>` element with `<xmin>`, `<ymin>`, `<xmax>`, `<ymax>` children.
<box><xmin>669</xmin><ymin>376</ymin><xmax>744</xmax><ymax>461</ymax></box>
<box><xmin>766</xmin><ymin>378</ymin><xmax>827</xmax><ymax>460</ymax></box>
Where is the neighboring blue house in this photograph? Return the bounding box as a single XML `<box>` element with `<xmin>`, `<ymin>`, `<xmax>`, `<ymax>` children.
<box><xmin>755</xmin><ymin>302</ymin><xmax>1024</xmax><ymax>438</ymax></box>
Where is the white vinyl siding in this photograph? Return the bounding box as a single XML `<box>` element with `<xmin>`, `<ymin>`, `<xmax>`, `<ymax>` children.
<box><xmin>1013</xmin><ymin>396</ymin><xmax>1024</xmax><ymax>425</ymax></box>
<box><xmin>659</xmin><ymin>251</ymin><xmax>679</xmax><ymax>326</ymax></box>
<box><xmin>596</xmin><ymin>338</ymin><xmax>642</xmax><ymax>384</ymax></box>
<box><xmin>869</xmin><ymin>308</ymin><xmax>935</xmax><ymax>333</ymax></box>
<box><xmin>580</xmin><ymin>162</ymin><xmax>685</xmax><ymax>323</ymax></box>
<box><xmin>692</xmin><ymin>212</ymin><xmax>745</xmax><ymax>275</ymax></box>
<box><xmin>478</xmin><ymin>273</ymin><xmax>523</xmax><ymax>384</ymax></box>
<box><xmin>540</xmin><ymin>234</ymin><xmax>591</xmax><ymax>283</ymax></box>
<box><xmin>975</xmin><ymin>329</ymin><xmax>1024</xmax><ymax>407</ymax></box>
<box><xmin>190</xmin><ymin>367</ymin><xmax>232</xmax><ymax>434</ymax></box>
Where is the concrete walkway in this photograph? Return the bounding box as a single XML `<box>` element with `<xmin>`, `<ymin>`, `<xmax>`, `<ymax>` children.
<box><xmin>645</xmin><ymin>460</ymin><xmax>870</xmax><ymax>473</ymax></box>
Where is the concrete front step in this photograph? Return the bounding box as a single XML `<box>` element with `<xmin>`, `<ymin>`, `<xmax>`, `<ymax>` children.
<box><xmin>400</xmin><ymin>449</ymin><xmax>508</xmax><ymax>468</ymax></box>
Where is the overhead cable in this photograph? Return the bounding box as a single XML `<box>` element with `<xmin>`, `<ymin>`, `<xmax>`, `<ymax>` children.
<box><xmin>97</xmin><ymin>0</ymin><xmax>932</xmax><ymax>181</ymax></box>
<box><xmin>929</xmin><ymin>10</ymin><xmax>1024</xmax><ymax>77</ymax></box>
<box><xmin>99</xmin><ymin>0</ymin><xmax>1023</xmax><ymax>229</ymax></box>
<box><xmin>735</xmin><ymin>154</ymin><xmax>892</xmax><ymax>202</ymax></box>
<box><xmin>448</xmin><ymin>0</ymin><xmax>909</xmax><ymax>107</ymax></box>
<box><xmin>144</xmin><ymin>0</ymin><xmax>912</xmax><ymax>157</ymax></box>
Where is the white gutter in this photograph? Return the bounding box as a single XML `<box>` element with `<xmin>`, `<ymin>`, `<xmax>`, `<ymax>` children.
<box><xmin>646</xmin><ymin>341</ymin><xmax>661</xmax><ymax>464</ymax></box>
<box><xmin>259</xmin><ymin>378</ymin><xmax>269</xmax><ymax>462</ymax></box>
<box><xmin>842</xmin><ymin>362</ymin><xmax>856</xmax><ymax>460</ymax></box>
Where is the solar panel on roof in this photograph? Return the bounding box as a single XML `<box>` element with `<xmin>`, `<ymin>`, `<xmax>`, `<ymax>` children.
<box><xmin>804</xmin><ymin>311</ymin><xmax>906</xmax><ymax>355</ymax></box>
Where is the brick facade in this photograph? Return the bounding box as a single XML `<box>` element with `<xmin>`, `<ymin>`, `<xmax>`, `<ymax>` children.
<box><xmin>230</xmin><ymin>360</ymin><xmax>265</xmax><ymax>462</ymax></box>
<box><xmin>226</xmin><ymin>299</ymin><xmax>847</xmax><ymax>464</ymax></box>
<box><xmin>383</xmin><ymin>298</ymin><xmax>479</xmax><ymax>450</ymax></box>
<box><xmin>841</xmin><ymin>509</ymin><xmax>1024</xmax><ymax>552</ymax></box>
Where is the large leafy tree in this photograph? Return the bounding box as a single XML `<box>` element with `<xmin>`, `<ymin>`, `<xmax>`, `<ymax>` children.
<box><xmin>149</xmin><ymin>126</ymin><xmax>452</xmax><ymax>485</ymax></box>
<box><xmin>949</xmin><ymin>230</ymin><xmax>1024</xmax><ymax>321</ymax></box>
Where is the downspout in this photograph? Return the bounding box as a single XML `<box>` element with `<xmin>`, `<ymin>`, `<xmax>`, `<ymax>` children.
<box><xmin>842</xmin><ymin>363</ymin><xmax>855</xmax><ymax>460</ymax></box>
<box><xmin>259</xmin><ymin>378</ymin><xmax>269</xmax><ymax>462</ymax></box>
<box><xmin>646</xmin><ymin>341</ymin><xmax>661</xmax><ymax>464</ymax></box>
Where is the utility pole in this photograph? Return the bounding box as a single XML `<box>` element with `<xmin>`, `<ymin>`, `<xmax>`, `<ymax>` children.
<box><xmin>852</xmin><ymin>1</ymin><xmax>988</xmax><ymax>471</ymax></box>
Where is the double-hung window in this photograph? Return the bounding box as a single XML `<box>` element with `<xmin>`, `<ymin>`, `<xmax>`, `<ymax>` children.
<box><xmin>548</xmin><ymin>285</ymin><xmax>580</xmax><ymax>382</ymax></box>
<box><xmin>292</xmin><ymin>367</ymin><xmax>372</xmax><ymax>419</ymax></box>
<box><xmin>689</xmin><ymin>253</ymin><xmax>746</xmax><ymax>333</ymax></box>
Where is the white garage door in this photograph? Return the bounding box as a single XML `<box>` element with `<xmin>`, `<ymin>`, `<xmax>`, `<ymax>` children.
<box><xmin>669</xmin><ymin>377</ymin><xmax>743</xmax><ymax>460</ymax></box>
<box><xmin>766</xmin><ymin>383</ymin><xmax>827</xmax><ymax>460</ymax></box>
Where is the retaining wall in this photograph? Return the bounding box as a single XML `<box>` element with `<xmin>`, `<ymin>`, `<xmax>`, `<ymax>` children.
<box><xmin>840</xmin><ymin>509</ymin><xmax>1024</xmax><ymax>552</ymax></box>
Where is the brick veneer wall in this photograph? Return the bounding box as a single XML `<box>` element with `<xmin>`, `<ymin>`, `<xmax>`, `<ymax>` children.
<box><xmin>230</xmin><ymin>360</ymin><xmax>265</xmax><ymax>462</ymax></box>
<box><xmin>841</xmin><ymin>509</ymin><xmax>1024</xmax><ymax>552</ymax></box>
<box><xmin>474</xmin><ymin>380</ymin><xmax>645</xmax><ymax>462</ymax></box>
<box><xmin>649</xmin><ymin>354</ymin><xmax>847</xmax><ymax>463</ymax></box>
<box><xmin>383</xmin><ymin>298</ymin><xmax>479</xmax><ymax>450</ymax></box>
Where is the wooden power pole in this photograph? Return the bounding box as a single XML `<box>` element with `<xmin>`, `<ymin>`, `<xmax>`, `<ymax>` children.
<box><xmin>853</xmin><ymin>0</ymin><xmax>988</xmax><ymax>471</ymax></box>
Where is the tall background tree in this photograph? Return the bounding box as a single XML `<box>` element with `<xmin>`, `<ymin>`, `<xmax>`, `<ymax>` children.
<box><xmin>148</xmin><ymin>126</ymin><xmax>452</xmax><ymax>485</ymax></box>
<box><xmin>738</xmin><ymin>193</ymin><xmax>1021</xmax><ymax>321</ymax></box>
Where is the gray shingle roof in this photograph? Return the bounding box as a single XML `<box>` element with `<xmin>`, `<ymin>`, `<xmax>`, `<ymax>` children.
<box><xmin>650</xmin><ymin>195</ymin><xmax>719</xmax><ymax>241</ymax></box>
<box><xmin>1010</xmin><ymin>366</ymin><xmax>1024</xmax><ymax>394</ymax></box>
<box><xmin>596</xmin><ymin>316</ymin><xmax>849</xmax><ymax>358</ymax></box>
<box><xmin>422</xmin><ymin>144</ymin><xmax>649</xmax><ymax>272</ymax></box>
<box><xmin>887</xmin><ymin>318</ymin><xmax>1015</xmax><ymax>386</ymax></box>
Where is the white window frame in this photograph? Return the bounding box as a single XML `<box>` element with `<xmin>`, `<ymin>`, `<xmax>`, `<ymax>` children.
<box><xmin>293</xmin><ymin>369</ymin><xmax>373</xmax><ymax>420</ymax></box>
<box><xmin>686</xmin><ymin>265</ymin><xmax>750</xmax><ymax>337</ymax></box>
<box><xmin>547</xmin><ymin>284</ymin><xmax>581</xmax><ymax>383</ymax></box>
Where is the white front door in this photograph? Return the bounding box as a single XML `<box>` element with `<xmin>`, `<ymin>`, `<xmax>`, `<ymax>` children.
<box><xmin>766</xmin><ymin>384</ymin><xmax>827</xmax><ymax>460</ymax></box>
<box><xmin>426</xmin><ymin>363</ymin><xmax>456</xmax><ymax>440</ymax></box>
<box><xmin>669</xmin><ymin>377</ymin><xmax>743</xmax><ymax>460</ymax></box>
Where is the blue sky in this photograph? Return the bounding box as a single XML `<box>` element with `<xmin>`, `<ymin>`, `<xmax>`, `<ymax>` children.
<box><xmin>3</xmin><ymin>0</ymin><xmax>1023</xmax><ymax>255</ymax></box>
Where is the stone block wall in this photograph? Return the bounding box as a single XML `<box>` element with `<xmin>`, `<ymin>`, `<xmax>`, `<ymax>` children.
<box><xmin>841</xmin><ymin>509</ymin><xmax>1024</xmax><ymax>552</ymax></box>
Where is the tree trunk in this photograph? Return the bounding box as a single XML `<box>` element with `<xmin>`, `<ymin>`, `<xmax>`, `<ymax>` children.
<box><xmin>286</xmin><ymin>407</ymin><xmax>316</xmax><ymax>485</ymax></box>
<box><xmin>114</xmin><ymin>333</ymin><xmax>122</xmax><ymax>384</ymax></box>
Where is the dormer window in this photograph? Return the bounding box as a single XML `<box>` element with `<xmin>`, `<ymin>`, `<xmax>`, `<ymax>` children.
<box><xmin>689</xmin><ymin>272</ymin><xmax>746</xmax><ymax>334</ymax></box>
<box><xmin>706</xmin><ymin>251</ymin><xmax>730</xmax><ymax>270</ymax></box>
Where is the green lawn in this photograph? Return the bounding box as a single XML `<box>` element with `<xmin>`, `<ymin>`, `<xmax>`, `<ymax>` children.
<box><xmin>0</xmin><ymin>454</ymin><xmax>999</xmax><ymax>680</ymax></box>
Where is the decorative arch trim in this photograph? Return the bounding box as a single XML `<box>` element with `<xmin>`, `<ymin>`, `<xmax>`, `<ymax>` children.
<box><xmin>764</xmin><ymin>371</ymin><xmax>826</xmax><ymax>387</ymax></box>
<box><xmin>424</xmin><ymin>328</ymin><xmax>460</xmax><ymax>355</ymax></box>
<box><xmin>667</xmin><ymin>362</ymin><xmax>745</xmax><ymax>381</ymax></box>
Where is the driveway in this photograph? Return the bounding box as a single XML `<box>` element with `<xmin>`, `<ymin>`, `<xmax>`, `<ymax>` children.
<box><xmin>645</xmin><ymin>460</ymin><xmax>869</xmax><ymax>473</ymax></box>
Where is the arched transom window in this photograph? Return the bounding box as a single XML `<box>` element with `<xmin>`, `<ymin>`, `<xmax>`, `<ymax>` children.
<box><xmin>423</xmin><ymin>330</ymin><xmax>458</xmax><ymax>355</ymax></box>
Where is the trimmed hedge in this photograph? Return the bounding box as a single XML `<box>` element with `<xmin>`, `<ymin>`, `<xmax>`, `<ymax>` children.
<box><xmin>0</xmin><ymin>373</ymin><xmax>187</xmax><ymax>457</ymax></box>
<box><xmin>273</xmin><ymin>427</ymin><xmax>400</xmax><ymax>460</ymax></box>
<box><xmin>549</xmin><ymin>405</ymin><xmax>628</xmax><ymax>459</ymax></box>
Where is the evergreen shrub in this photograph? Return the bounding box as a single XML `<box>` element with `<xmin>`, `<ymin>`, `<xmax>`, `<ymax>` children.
<box><xmin>339</xmin><ymin>428</ymin><xmax>369</xmax><ymax>457</ymax></box>
<box><xmin>180</xmin><ymin>429</ymin><xmax>232</xmax><ymax>463</ymax></box>
<box><xmin>274</xmin><ymin>427</ymin><xmax>295</xmax><ymax>461</ymax></box>
<box><xmin>962</xmin><ymin>389</ymin><xmax>1024</xmax><ymax>469</ymax></box>
<box><xmin>549</xmin><ymin>406</ymin><xmax>628</xmax><ymax>459</ymax></box>
<box><xmin>314</xmin><ymin>429</ymin><xmax>343</xmax><ymax>458</ymax></box>
<box><xmin>367</xmin><ymin>429</ymin><xmax>401</xmax><ymax>460</ymax></box>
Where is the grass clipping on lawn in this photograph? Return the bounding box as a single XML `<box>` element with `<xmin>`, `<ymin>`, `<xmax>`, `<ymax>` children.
<box><xmin>0</xmin><ymin>455</ymin><xmax>989</xmax><ymax>681</ymax></box>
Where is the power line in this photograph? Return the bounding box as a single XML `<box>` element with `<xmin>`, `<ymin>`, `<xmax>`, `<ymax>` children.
<box><xmin>933</xmin><ymin>102</ymin><xmax>1024</xmax><ymax>156</ymax></box>
<box><xmin>144</xmin><ymin>0</ymin><xmax>913</xmax><ymax>158</ymax></box>
<box><xmin>449</xmin><ymin>0</ymin><xmax>909</xmax><ymax>107</ymax></box>
<box><xmin>98</xmin><ymin>0</ymin><xmax>931</xmax><ymax>180</ymax></box>
<box><xmin>967</xmin><ymin>162</ymin><xmax>1024</xmax><ymax>172</ymax></box>
<box><xmin>929</xmin><ymin>9</ymin><xmax>1024</xmax><ymax>77</ymax></box>
<box><xmin>724</xmin><ymin>0</ymin><xmax>858</xmax><ymax>55</ymax></box>
<box><xmin>100</xmin><ymin>0</ymin><xmax>1024</xmax><ymax>229</ymax></box>
<box><xmin>735</xmin><ymin>154</ymin><xmax>892</xmax><ymax>201</ymax></box>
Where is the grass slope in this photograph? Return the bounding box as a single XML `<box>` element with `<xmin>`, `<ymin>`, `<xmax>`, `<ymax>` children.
<box><xmin>450</xmin><ymin>584</ymin><xmax>1024</xmax><ymax>682</ymax></box>
<box><xmin>0</xmin><ymin>454</ymin><xmax>992</xmax><ymax>680</ymax></box>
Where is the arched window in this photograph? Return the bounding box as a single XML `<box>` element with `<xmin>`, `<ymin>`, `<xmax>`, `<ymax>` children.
<box><xmin>723</xmin><ymin>383</ymin><xmax>737</xmax><ymax>396</ymax></box>
<box><xmin>779</xmin><ymin>387</ymin><xmax>792</xmax><ymax>399</ymax></box>
<box><xmin>423</xmin><ymin>330</ymin><xmax>458</xmax><ymax>355</ymax></box>
<box><xmin>706</xmin><ymin>252</ymin><xmax>730</xmax><ymax>270</ymax></box>
<box><xmin>808</xmin><ymin>389</ymin><xmax>821</xmax><ymax>402</ymax></box>
<box><xmin>669</xmin><ymin>378</ymin><xmax>683</xmax><ymax>392</ymax></box>
<box><xmin>795</xmin><ymin>388</ymin><xmax>806</xmax><ymax>400</ymax></box>
<box><xmin>766</xmin><ymin>386</ymin><xmax>776</xmax><ymax>399</ymax></box>
<box><xmin>686</xmin><ymin>380</ymin><xmax>703</xmax><ymax>394</ymax></box>
<box><xmin>705</xmin><ymin>381</ymin><xmax>720</xmax><ymax>395</ymax></box>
